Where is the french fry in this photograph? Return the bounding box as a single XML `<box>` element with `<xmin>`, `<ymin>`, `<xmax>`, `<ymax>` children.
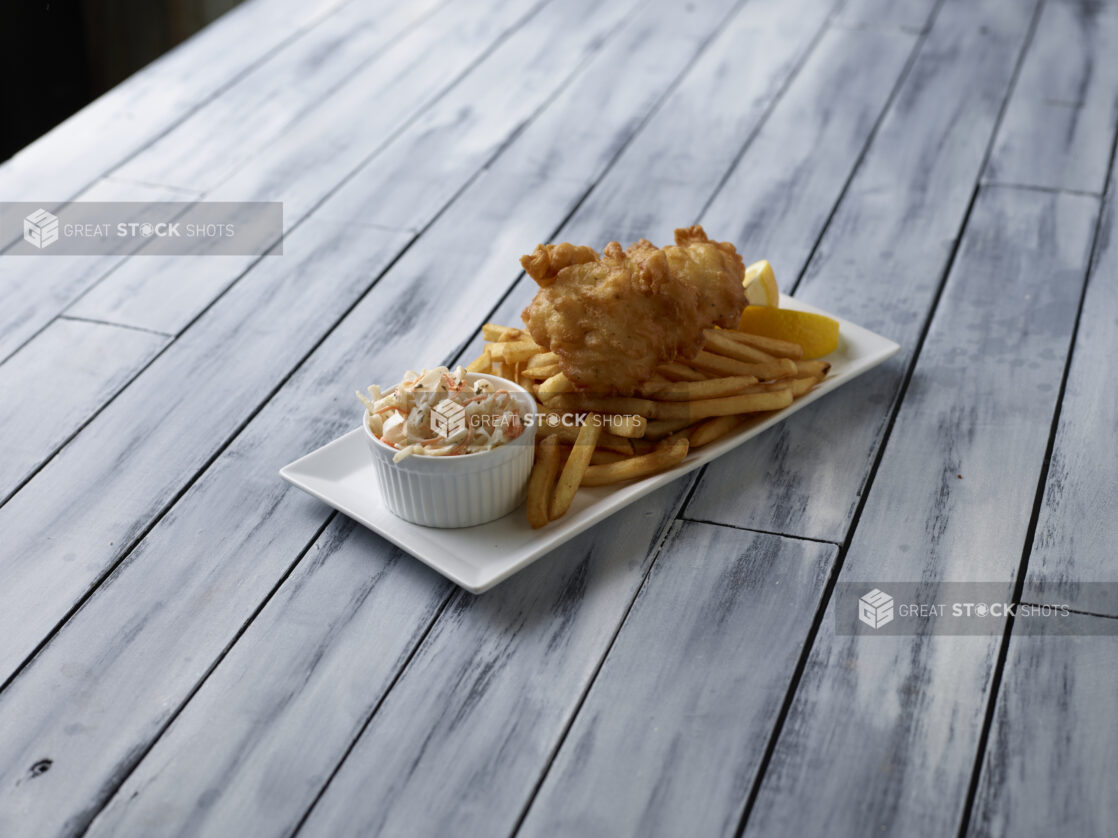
<box><xmin>493</xmin><ymin>294</ymin><xmax>828</xmax><ymax>524</ymax></box>
<box><xmin>690</xmin><ymin>350</ymin><xmax>797</xmax><ymax>381</ymax></box>
<box><xmin>482</xmin><ymin>324</ymin><xmax>522</xmax><ymax>341</ymax></box>
<box><xmin>689</xmin><ymin>414</ymin><xmax>743</xmax><ymax>448</ymax></box>
<box><xmin>537</xmin><ymin>421</ymin><xmax>634</xmax><ymax>455</ymax></box>
<box><xmin>656</xmin><ymin>362</ymin><xmax>707</xmax><ymax>382</ymax></box>
<box><xmin>489</xmin><ymin>339</ymin><xmax>539</xmax><ymax>363</ymax></box>
<box><xmin>779</xmin><ymin>376</ymin><xmax>819</xmax><ymax>397</ymax></box>
<box><xmin>521</xmin><ymin>363</ymin><xmax>562</xmax><ymax>379</ymax></box>
<box><xmin>526</xmin><ymin>435</ymin><xmax>562</xmax><ymax>528</ymax></box>
<box><xmin>794</xmin><ymin>360</ymin><xmax>831</xmax><ymax>379</ymax></box>
<box><xmin>657</xmin><ymin>427</ymin><xmax>694</xmax><ymax>449</ymax></box>
<box><xmin>580</xmin><ymin>437</ymin><xmax>689</xmax><ymax>487</ymax></box>
<box><xmin>654</xmin><ymin>375</ymin><xmax>759</xmax><ymax>401</ymax></box>
<box><xmin>635</xmin><ymin>374</ymin><xmax>674</xmax><ymax>398</ymax></box>
<box><xmin>703</xmin><ymin>328</ymin><xmax>775</xmax><ymax>363</ymax></box>
<box><xmin>603</xmin><ymin>413</ymin><xmax>647</xmax><ymax>438</ymax></box>
<box><xmin>550</xmin><ymin>414</ymin><xmax>601</xmax><ymax>519</ymax></box>
<box><xmin>590</xmin><ymin>431</ymin><xmax>637</xmax><ymax>456</ymax></box>
<box><xmin>538</xmin><ymin>371</ymin><xmax>574</xmax><ymax>401</ymax></box>
<box><xmin>466</xmin><ymin>349</ymin><xmax>492</xmax><ymax>373</ymax></box>
<box><xmin>650</xmin><ymin>388</ymin><xmax>794</xmax><ymax>421</ymax></box>
<box><xmin>716</xmin><ymin>328</ymin><xmax>804</xmax><ymax>359</ymax></box>
<box><xmin>590</xmin><ymin>448</ymin><xmax>629</xmax><ymax>465</ymax></box>
<box><xmin>644</xmin><ymin>416</ymin><xmax>694</xmax><ymax>439</ymax></box>
<box><xmin>546</xmin><ymin>393</ymin><xmax>656</xmax><ymax>417</ymax></box>
<box><xmin>526</xmin><ymin>351</ymin><xmax>560</xmax><ymax>369</ymax></box>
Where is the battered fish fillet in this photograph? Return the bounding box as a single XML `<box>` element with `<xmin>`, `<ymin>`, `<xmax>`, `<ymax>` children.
<box><xmin>520</xmin><ymin>225</ymin><xmax>746</xmax><ymax>395</ymax></box>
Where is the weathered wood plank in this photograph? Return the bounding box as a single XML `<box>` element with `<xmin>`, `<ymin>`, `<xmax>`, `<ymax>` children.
<box><xmin>0</xmin><ymin>318</ymin><xmax>168</xmax><ymax>505</ymax></box>
<box><xmin>286</xmin><ymin>489</ymin><xmax>691</xmax><ymax>838</ymax></box>
<box><xmin>0</xmin><ymin>218</ymin><xmax>410</xmax><ymax>686</ymax></box>
<box><xmin>517</xmin><ymin>524</ymin><xmax>836</xmax><ymax>838</ymax></box>
<box><xmin>462</xmin><ymin>0</ymin><xmax>871</xmax><ymax>360</ymax></box>
<box><xmin>741</xmin><ymin>186</ymin><xmax>1099</xmax><ymax>837</ymax></box>
<box><xmin>1021</xmin><ymin>164</ymin><xmax>1118</xmax><ymax>616</ymax></box>
<box><xmin>565</xmin><ymin>22</ymin><xmax>915</xmax><ymax>249</ymax></box>
<box><xmin>686</xmin><ymin>0</ymin><xmax>1041</xmax><ymax>540</ymax></box>
<box><xmin>78</xmin><ymin>485</ymin><xmax>684</xmax><ymax>838</ymax></box>
<box><xmin>86</xmin><ymin>3</ymin><xmax>861</xmax><ymax>834</ymax></box>
<box><xmin>966</xmin><ymin>615</ymin><xmax>1118</xmax><ymax>837</ymax></box>
<box><xmin>289</xmin><ymin>0</ymin><xmax>710</xmax><ymax>236</ymax></box>
<box><xmin>0</xmin><ymin>172</ymin><xmax>584</xmax><ymax>834</ymax></box>
<box><xmin>0</xmin><ymin>0</ymin><xmax>685</xmax><ymax>689</ymax></box>
<box><xmin>108</xmin><ymin>0</ymin><xmax>445</xmax><ymax>192</ymax></box>
<box><xmin>490</xmin><ymin>0</ymin><xmax>823</xmax><ymax>192</ymax></box>
<box><xmin>0</xmin><ymin>0</ymin><xmax>658</xmax><ymax>687</ymax></box>
<box><xmin>984</xmin><ymin>0</ymin><xmax>1118</xmax><ymax>194</ymax></box>
<box><xmin>0</xmin><ymin>225</ymin><xmax>411</xmax><ymax>838</ymax></box>
<box><xmin>0</xmin><ymin>178</ymin><xmax>195</xmax><ymax>364</ymax></box>
<box><xmin>85</xmin><ymin>521</ymin><xmax>454</xmax><ymax>838</ymax></box>
<box><xmin>0</xmin><ymin>2</ymin><xmax>755</xmax><ymax>830</ymax></box>
<box><xmin>0</xmin><ymin>0</ymin><xmax>356</xmax><ymax>204</ymax></box>
<box><xmin>834</xmin><ymin>0</ymin><xmax>940</xmax><ymax>32</ymax></box>
<box><xmin>701</xmin><ymin>25</ymin><xmax>916</xmax><ymax>288</ymax></box>
<box><xmin>64</xmin><ymin>0</ymin><xmax>554</xmax><ymax>335</ymax></box>
<box><xmin>471</xmin><ymin>0</ymin><xmax>852</xmax><ymax>248</ymax></box>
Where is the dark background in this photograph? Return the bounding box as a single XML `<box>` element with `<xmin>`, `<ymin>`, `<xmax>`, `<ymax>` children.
<box><xmin>0</xmin><ymin>0</ymin><xmax>243</xmax><ymax>163</ymax></box>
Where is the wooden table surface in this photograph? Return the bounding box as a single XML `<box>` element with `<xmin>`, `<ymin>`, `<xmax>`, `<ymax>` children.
<box><xmin>1</xmin><ymin>0</ymin><xmax>1116</xmax><ymax>835</ymax></box>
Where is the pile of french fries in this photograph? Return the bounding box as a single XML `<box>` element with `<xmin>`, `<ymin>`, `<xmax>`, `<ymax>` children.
<box><xmin>465</xmin><ymin>323</ymin><xmax>830</xmax><ymax>528</ymax></box>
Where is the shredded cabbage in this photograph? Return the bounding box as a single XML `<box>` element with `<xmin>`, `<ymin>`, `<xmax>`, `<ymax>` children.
<box><xmin>358</xmin><ymin>366</ymin><xmax>526</xmax><ymax>462</ymax></box>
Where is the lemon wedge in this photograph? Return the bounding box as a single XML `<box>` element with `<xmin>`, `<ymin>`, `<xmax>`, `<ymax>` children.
<box><xmin>743</xmin><ymin>260</ymin><xmax>779</xmax><ymax>307</ymax></box>
<box><xmin>737</xmin><ymin>306</ymin><xmax>839</xmax><ymax>359</ymax></box>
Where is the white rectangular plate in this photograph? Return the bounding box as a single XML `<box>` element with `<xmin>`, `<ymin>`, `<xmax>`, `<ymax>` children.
<box><xmin>280</xmin><ymin>296</ymin><xmax>899</xmax><ymax>592</ymax></box>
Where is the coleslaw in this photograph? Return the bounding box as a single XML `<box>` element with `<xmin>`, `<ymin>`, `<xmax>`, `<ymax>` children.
<box><xmin>357</xmin><ymin>366</ymin><xmax>528</xmax><ymax>462</ymax></box>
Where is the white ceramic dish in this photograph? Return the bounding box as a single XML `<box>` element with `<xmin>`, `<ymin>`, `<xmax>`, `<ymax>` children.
<box><xmin>363</xmin><ymin>372</ymin><xmax>537</xmax><ymax>528</ymax></box>
<box><xmin>280</xmin><ymin>296</ymin><xmax>900</xmax><ymax>592</ymax></box>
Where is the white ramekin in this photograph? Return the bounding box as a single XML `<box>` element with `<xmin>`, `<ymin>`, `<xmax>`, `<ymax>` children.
<box><xmin>363</xmin><ymin>372</ymin><xmax>537</xmax><ymax>528</ymax></box>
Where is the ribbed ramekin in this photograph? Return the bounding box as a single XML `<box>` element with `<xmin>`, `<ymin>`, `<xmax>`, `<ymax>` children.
<box><xmin>363</xmin><ymin>373</ymin><xmax>537</xmax><ymax>528</ymax></box>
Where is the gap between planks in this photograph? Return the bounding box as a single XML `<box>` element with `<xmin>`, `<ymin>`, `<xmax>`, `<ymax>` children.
<box><xmin>57</xmin><ymin>315</ymin><xmax>173</xmax><ymax>338</ymax></box>
<box><xmin>678</xmin><ymin>516</ymin><xmax>842</xmax><ymax>547</ymax></box>
<box><xmin>0</xmin><ymin>327</ymin><xmax>177</xmax><ymax>512</ymax></box>
<box><xmin>981</xmin><ymin>180</ymin><xmax>1103</xmax><ymax>198</ymax></box>
<box><xmin>1019</xmin><ymin>604</ymin><xmax>1118</xmax><ymax>623</ymax></box>
<box><xmin>99</xmin><ymin>175</ymin><xmax>203</xmax><ymax>197</ymax></box>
